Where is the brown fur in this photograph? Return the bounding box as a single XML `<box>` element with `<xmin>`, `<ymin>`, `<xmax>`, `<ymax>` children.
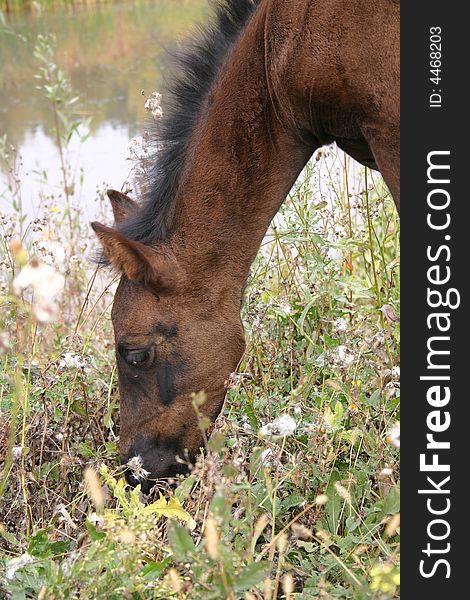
<box><xmin>94</xmin><ymin>0</ymin><xmax>399</xmax><ymax>487</ymax></box>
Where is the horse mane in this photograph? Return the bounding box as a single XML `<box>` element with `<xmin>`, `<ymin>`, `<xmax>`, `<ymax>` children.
<box><xmin>117</xmin><ymin>0</ymin><xmax>261</xmax><ymax>245</ymax></box>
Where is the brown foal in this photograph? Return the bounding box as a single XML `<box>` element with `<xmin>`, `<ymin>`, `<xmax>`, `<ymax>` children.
<box><xmin>92</xmin><ymin>0</ymin><xmax>399</xmax><ymax>491</ymax></box>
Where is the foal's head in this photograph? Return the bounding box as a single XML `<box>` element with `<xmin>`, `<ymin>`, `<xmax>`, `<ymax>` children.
<box><xmin>92</xmin><ymin>191</ymin><xmax>245</xmax><ymax>492</ymax></box>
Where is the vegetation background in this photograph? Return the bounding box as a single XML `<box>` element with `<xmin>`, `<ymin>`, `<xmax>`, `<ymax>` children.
<box><xmin>0</xmin><ymin>1</ymin><xmax>400</xmax><ymax>598</ymax></box>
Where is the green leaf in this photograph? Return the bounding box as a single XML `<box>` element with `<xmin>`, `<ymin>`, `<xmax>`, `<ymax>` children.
<box><xmin>175</xmin><ymin>475</ymin><xmax>196</xmax><ymax>503</ymax></box>
<box><xmin>279</xmin><ymin>494</ymin><xmax>305</xmax><ymax>515</ymax></box>
<box><xmin>167</xmin><ymin>521</ymin><xmax>196</xmax><ymax>562</ymax></box>
<box><xmin>322</xmin><ymin>469</ymin><xmax>343</xmax><ymax>534</ymax></box>
<box><xmin>27</xmin><ymin>530</ymin><xmax>69</xmax><ymax>558</ymax></box>
<box><xmin>143</xmin><ymin>494</ymin><xmax>196</xmax><ymax>529</ymax></box>
<box><xmin>207</xmin><ymin>432</ymin><xmax>226</xmax><ymax>453</ymax></box>
<box><xmin>234</xmin><ymin>562</ymin><xmax>270</xmax><ymax>593</ymax></box>
<box><xmin>86</xmin><ymin>519</ymin><xmax>106</xmax><ymax>541</ymax></box>
<box><xmin>0</xmin><ymin>527</ymin><xmax>20</xmax><ymax>547</ymax></box>
<box><xmin>140</xmin><ymin>557</ymin><xmax>172</xmax><ymax>580</ymax></box>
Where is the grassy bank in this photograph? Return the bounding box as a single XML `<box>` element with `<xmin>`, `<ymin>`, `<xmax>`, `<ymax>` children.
<box><xmin>0</xmin><ymin>34</ymin><xmax>400</xmax><ymax>600</ymax></box>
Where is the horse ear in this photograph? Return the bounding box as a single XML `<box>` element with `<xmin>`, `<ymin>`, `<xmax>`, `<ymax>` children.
<box><xmin>91</xmin><ymin>222</ymin><xmax>181</xmax><ymax>291</ymax></box>
<box><xmin>107</xmin><ymin>189</ymin><xmax>138</xmax><ymax>223</ymax></box>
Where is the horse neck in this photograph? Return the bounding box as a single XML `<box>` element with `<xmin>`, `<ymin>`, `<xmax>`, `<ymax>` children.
<box><xmin>169</xmin><ymin>6</ymin><xmax>316</xmax><ymax>291</ymax></box>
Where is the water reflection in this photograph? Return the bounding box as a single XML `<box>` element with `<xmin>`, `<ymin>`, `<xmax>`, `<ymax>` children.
<box><xmin>0</xmin><ymin>0</ymin><xmax>207</xmax><ymax>217</ymax></box>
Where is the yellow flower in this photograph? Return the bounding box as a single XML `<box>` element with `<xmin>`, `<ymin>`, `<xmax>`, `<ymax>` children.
<box><xmin>370</xmin><ymin>563</ymin><xmax>400</xmax><ymax>593</ymax></box>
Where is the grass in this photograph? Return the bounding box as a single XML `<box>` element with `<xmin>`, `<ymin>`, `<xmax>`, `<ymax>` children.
<box><xmin>0</xmin><ymin>32</ymin><xmax>400</xmax><ymax>600</ymax></box>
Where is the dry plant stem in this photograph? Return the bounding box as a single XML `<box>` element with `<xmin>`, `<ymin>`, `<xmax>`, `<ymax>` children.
<box><xmin>0</xmin><ymin>366</ymin><xmax>23</xmax><ymax>497</ymax></box>
<box><xmin>51</xmin><ymin>100</ymin><xmax>74</xmax><ymax>250</ymax></box>
<box><xmin>364</xmin><ymin>170</ymin><xmax>395</xmax><ymax>370</ymax></box>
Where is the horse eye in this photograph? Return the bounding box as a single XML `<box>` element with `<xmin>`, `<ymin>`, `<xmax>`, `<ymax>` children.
<box><xmin>119</xmin><ymin>345</ymin><xmax>154</xmax><ymax>368</ymax></box>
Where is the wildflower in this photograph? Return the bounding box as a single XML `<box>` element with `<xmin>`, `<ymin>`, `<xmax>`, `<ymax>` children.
<box><xmin>126</xmin><ymin>135</ymin><xmax>149</xmax><ymax>161</ymax></box>
<box><xmin>33</xmin><ymin>239</ymin><xmax>65</xmax><ymax>266</ymax></box>
<box><xmin>144</xmin><ymin>91</ymin><xmax>163</xmax><ymax>118</ymax></box>
<box><xmin>273</xmin><ymin>414</ymin><xmax>296</xmax><ymax>436</ymax></box>
<box><xmin>314</xmin><ymin>493</ymin><xmax>328</xmax><ymax>505</ymax></box>
<box><xmin>335</xmin><ymin>345</ymin><xmax>355</xmax><ymax>367</ymax></box>
<box><xmin>240</xmin><ymin>415</ymin><xmax>252</xmax><ymax>432</ymax></box>
<box><xmin>126</xmin><ymin>455</ymin><xmax>151</xmax><ymax>481</ymax></box>
<box><xmin>259</xmin><ymin>414</ymin><xmax>296</xmax><ymax>437</ymax></box>
<box><xmin>59</xmin><ymin>351</ymin><xmax>88</xmax><ymax>370</ymax></box>
<box><xmin>387</xmin><ymin>422</ymin><xmax>400</xmax><ymax>448</ymax></box>
<box><xmin>281</xmin><ymin>303</ymin><xmax>292</xmax><ymax>316</ymax></box>
<box><xmin>11</xmin><ymin>446</ymin><xmax>23</xmax><ymax>461</ymax></box>
<box><xmin>333</xmin><ymin>317</ymin><xmax>348</xmax><ymax>332</ymax></box>
<box><xmin>12</xmin><ymin>257</ymin><xmax>64</xmax><ymax>323</ymax></box>
<box><xmin>370</xmin><ymin>562</ymin><xmax>400</xmax><ymax>593</ymax></box>
<box><xmin>89</xmin><ymin>512</ymin><xmax>105</xmax><ymax>528</ymax></box>
<box><xmin>13</xmin><ymin>258</ymin><xmax>63</xmax><ymax>298</ymax></box>
<box><xmin>391</xmin><ymin>365</ymin><xmax>401</xmax><ymax>380</ymax></box>
<box><xmin>327</xmin><ymin>247</ymin><xmax>342</xmax><ymax>261</ymax></box>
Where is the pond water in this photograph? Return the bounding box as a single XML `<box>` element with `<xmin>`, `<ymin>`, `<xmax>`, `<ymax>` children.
<box><xmin>0</xmin><ymin>0</ymin><xmax>208</xmax><ymax>219</ymax></box>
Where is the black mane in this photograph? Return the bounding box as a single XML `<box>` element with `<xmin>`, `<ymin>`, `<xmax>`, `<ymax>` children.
<box><xmin>118</xmin><ymin>0</ymin><xmax>260</xmax><ymax>244</ymax></box>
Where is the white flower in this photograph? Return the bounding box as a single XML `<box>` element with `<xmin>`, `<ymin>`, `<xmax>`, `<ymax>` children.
<box><xmin>391</xmin><ymin>366</ymin><xmax>400</xmax><ymax>380</ymax></box>
<box><xmin>12</xmin><ymin>446</ymin><xmax>23</xmax><ymax>461</ymax></box>
<box><xmin>273</xmin><ymin>414</ymin><xmax>297</xmax><ymax>436</ymax></box>
<box><xmin>32</xmin><ymin>299</ymin><xmax>59</xmax><ymax>323</ymax></box>
<box><xmin>13</xmin><ymin>258</ymin><xmax>64</xmax><ymax>323</ymax></box>
<box><xmin>59</xmin><ymin>352</ymin><xmax>88</xmax><ymax>370</ymax></box>
<box><xmin>327</xmin><ymin>247</ymin><xmax>342</xmax><ymax>261</ymax></box>
<box><xmin>281</xmin><ymin>304</ymin><xmax>292</xmax><ymax>316</ymax></box>
<box><xmin>259</xmin><ymin>414</ymin><xmax>296</xmax><ymax>437</ymax></box>
<box><xmin>89</xmin><ymin>512</ymin><xmax>105</xmax><ymax>528</ymax></box>
<box><xmin>126</xmin><ymin>133</ymin><xmax>150</xmax><ymax>162</ymax></box>
<box><xmin>336</xmin><ymin>345</ymin><xmax>355</xmax><ymax>367</ymax></box>
<box><xmin>33</xmin><ymin>239</ymin><xmax>65</xmax><ymax>266</ymax></box>
<box><xmin>333</xmin><ymin>317</ymin><xmax>348</xmax><ymax>332</ymax></box>
<box><xmin>144</xmin><ymin>91</ymin><xmax>163</xmax><ymax>118</ymax></box>
<box><xmin>13</xmin><ymin>258</ymin><xmax>64</xmax><ymax>300</ymax></box>
<box><xmin>387</xmin><ymin>422</ymin><xmax>400</xmax><ymax>448</ymax></box>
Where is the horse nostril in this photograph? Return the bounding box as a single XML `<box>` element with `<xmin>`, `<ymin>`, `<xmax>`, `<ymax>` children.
<box><xmin>123</xmin><ymin>469</ymin><xmax>141</xmax><ymax>488</ymax></box>
<box><xmin>121</xmin><ymin>438</ymin><xmax>190</xmax><ymax>483</ymax></box>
